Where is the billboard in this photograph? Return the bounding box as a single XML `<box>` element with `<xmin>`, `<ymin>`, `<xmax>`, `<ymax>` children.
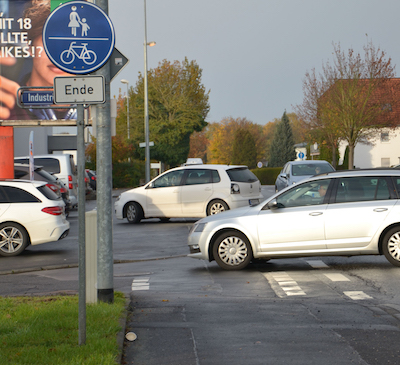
<box><xmin>0</xmin><ymin>0</ymin><xmax>76</xmax><ymax>121</ymax></box>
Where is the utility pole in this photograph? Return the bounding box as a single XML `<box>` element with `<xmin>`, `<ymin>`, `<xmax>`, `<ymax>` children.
<box><xmin>95</xmin><ymin>0</ymin><xmax>114</xmax><ymax>303</ymax></box>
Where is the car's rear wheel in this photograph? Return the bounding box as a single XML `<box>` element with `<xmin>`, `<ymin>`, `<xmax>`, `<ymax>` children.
<box><xmin>213</xmin><ymin>231</ymin><xmax>252</xmax><ymax>270</ymax></box>
<box><xmin>382</xmin><ymin>226</ymin><xmax>400</xmax><ymax>266</ymax></box>
<box><xmin>125</xmin><ymin>202</ymin><xmax>143</xmax><ymax>224</ymax></box>
<box><xmin>207</xmin><ymin>199</ymin><xmax>228</xmax><ymax>216</ymax></box>
<box><xmin>0</xmin><ymin>223</ymin><xmax>29</xmax><ymax>257</ymax></box>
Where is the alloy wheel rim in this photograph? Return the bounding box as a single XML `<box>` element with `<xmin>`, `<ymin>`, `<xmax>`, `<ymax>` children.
<box><xmin>211</xmin><ymin>203</ymin><xmax>225</xmax><ymax>215</ymax></box>
<box><xmin>127</xmin><ymin>205</ymin><xmax>136</xmax><ymax>221</ymax></box>
<box><xmin>0</xmin><ymin>227</ymin><xmax>23</xmax><ymax>253</ymax></box>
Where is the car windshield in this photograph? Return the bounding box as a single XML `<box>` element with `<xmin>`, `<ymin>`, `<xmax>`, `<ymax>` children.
<box><xmin>227</xmin><ymin>168</ymin><xmax>258</xmax><ymax>183</ymax></box>
<box><xmin>292</xmin><ymin>163</ymin><xmax>333</xmax><ymax>176</ymax></box>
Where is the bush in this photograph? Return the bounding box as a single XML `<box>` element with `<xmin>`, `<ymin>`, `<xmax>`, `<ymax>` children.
<box><xmin>251</xmin><ymin>167</ymin><xmax>281</xmax><ymax>185</ymax></box>
<box><xmin>112</xmin><ymin>160</ymin><xmax>145</xmax><ymax>188</ymax></box>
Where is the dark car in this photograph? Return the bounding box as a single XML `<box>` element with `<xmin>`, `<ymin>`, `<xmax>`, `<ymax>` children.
<box><xmin>14</xmin><ymin>163</ymin><xmax>72</xmax><ymax>216</ymax></box>
<box><xmin>85</xmin><ymin>169</ymin><xmax>96</xmax><ymax>190</ymax></box>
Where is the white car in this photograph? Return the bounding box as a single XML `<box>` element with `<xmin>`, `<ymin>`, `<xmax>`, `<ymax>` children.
<box><xmin>188</xmin><ymin>169</ymin><xmax>400</xmax><ymax>270</ymax></box>
<box><xmin>115</xmin><ymin>164</ymin><xmax>263</xmax><ymax>223</ymax></box>
<box><xmin>0</xmin><ymin>180</ymin><xmax>70</xmax><ymax>256</ymax></box>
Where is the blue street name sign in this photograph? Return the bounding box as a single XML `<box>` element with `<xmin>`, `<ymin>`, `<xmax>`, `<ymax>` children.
<box><xmin>21</xmin><ymin>91</ymin><xmax>54</xmax><ymax>105</ymax></box>
<box><xmin>43</xmin><ymin>1</ymin><xmax>115</xmax><ymax>74</ymax></box>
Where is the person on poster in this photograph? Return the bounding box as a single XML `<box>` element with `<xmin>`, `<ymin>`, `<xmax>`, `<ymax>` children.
<box><xmin>0</xmin><ymin>0</ymin><xmax>76</xmax><ymax>120</ymax></box>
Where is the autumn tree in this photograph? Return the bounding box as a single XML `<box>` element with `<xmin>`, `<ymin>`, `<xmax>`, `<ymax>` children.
<box><xmin>296</xmin><ymin>41</ymin><xmax>398</xmax><ymax>169</ymax></box>
<box><xmin>188</xmin><ymin>128</ymin><xmax>209</xmax><ymax>163</ymax></box>
<box><xmin>116</xmin><ymin>58</ymin><xmax>210</xmax><ymax>167</ymax></box>
<box><xmin>269</xmin><ymin>111</ymin><xmax>296</xmax><ymax>167</ymax></box>
<box><xmin>207</xmin><ymin>117</ymin><xmax>267</xmax><ymax>164</ymax></box>
<box><xmin>231</xmin><ymin>128</ymin><xmax>257</xmax><ymax>168</ymax></box>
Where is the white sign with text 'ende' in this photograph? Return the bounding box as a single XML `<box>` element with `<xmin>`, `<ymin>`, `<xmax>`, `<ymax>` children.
<box><xmin>54</xmin><ymin>76</ymin><xmax>105</xmax><ymax>104</ymax></box>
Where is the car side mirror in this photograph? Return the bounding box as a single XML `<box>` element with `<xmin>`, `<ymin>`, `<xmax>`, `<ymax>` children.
<box><xmin>266</xmin><ymin>198</ymin><xmax>279</xmax><ymax>210</ymax></box>
<box><xmin>281</xmin><ymin>173</ymin><xmax>287</xmax><ymax>179</ymax></box>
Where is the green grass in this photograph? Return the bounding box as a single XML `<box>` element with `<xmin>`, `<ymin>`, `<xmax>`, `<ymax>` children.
<box><xmin>0</xmin><ymin>292</ymin><xmax>127</xmax><ymax>365</ymax></box>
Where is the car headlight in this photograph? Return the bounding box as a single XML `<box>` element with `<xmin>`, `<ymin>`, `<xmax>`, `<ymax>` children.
<box><xmin>189</xmin><ymin>222</ymin><xmax>207</xmax><ymax>234</ymax></box>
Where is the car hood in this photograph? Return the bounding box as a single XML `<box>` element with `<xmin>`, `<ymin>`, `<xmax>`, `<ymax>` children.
<box><xmin>197</xmin><ymin>204</ymin><xmax>257</xmax><ymax>224</ymax></box>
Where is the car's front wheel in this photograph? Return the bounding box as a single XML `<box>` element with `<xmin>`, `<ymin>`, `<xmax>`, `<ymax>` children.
<box><xmin>207</xmin><ymin>199</ymin><xmax>228</xmax><ymax>216</ymax></box>
<box><xmin>212</xmin><ymin>231</ymin><xmax>252</xmax><ymax>270</ymax></box>
<box><xmin>0</xmin><ymin>223</ymin><xmax>29</xmax><ymax>257</ymax></box>
<box><xmin>382</xmin><ymin>226</ymin><xmax>400</xmax><ymax>266</ymax></box>
<box><xmin>125</xmin><ymin>202</ymin><xmax>143</xmax><ymax>224</ymax></box>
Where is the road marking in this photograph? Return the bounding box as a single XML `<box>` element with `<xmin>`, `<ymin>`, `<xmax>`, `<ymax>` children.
<box><xmin>305</xmin><ymin>260</ymin><xmax>329</xmax><ymax>268</ymax></box>
<box><xmin>324</xmin><ymin>273</ymin><xmax>350</xmax><ymax>282</ymax></box>
<box><xmin>131</xmin><ymin>277</ymin><xmax>150</xmax><ymax>291</ymax></box>
<box><xmin>264</xmin><ymin>272</ymin><xmax>306</xmax><ymax>296</ymax></box>
<box><xmin>344</xmin><ymin>291</ymin><xmax>372</xmax><ymax>300</ymax></box>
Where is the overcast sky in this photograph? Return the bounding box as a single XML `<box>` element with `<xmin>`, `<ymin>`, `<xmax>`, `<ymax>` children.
<box><xmin>109</xmin><ymin>0</ymin><xmax>400</xmax><ymax>126</ymax></box>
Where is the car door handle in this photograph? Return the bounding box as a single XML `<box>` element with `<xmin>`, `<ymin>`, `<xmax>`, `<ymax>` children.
<box><xmin>373</xmin><ymin>208</ymin><xmax>388</xmax><ymax>212</ymax></box>
<box><xmin>309</xmin><ymin>212</ymin><xmax>323</xmax><ymax>216</ymax></box>
<box><xmin>205</xmin><ymin>187</ymin><xmax>212</xmax><ymax>191</ymax></box>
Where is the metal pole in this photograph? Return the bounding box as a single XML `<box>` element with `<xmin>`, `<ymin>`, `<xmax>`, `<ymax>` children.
<box><xmin>144</xmin><ymin>0</ymin><xmax>150</xmax><ymax>183</ymax></box>
<box><xmin>95</xmin><ymin>0</ymin><xmax>114</xmax><ymax>304</ymax></box>
<box><xmin>77</xmin><ymin>104</ymin><xmax>86</xmax><ymax>345</ymax></box>
<box><xmin>126</xmin><ymin>85</ymin><xmax>130</xmax><ymax>140</ymax></box>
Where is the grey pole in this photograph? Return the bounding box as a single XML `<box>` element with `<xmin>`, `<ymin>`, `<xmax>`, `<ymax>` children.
<box><xmin>120</xmin><ymin>79</ymin><xmax>130</xmax><ymax>139</ymax></box>
<box><xmin>95</xmin><ymin>0</ymin><xmax>114</xmax><ymax>303</ymax></box>
<box><xmin>77</xmin><ymin>104</ymin><xmax>86</xmax><ymax>345</ymax></box>
<box><xmin>144</xmin><ymin>0</ymin><xmax>150</xmax><ymax>183</ymax></box>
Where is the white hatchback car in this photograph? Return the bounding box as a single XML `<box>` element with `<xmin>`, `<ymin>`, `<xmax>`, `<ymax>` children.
<box><xmin>115</xmin><ymin>164</ymin><xmax>263</xmax><ymax>223</ymax></box>
<box><xmin>0</xmin><ymin>180</ymin><xmax>70</xmax><ymax>256</ymax></box>
<box><xmin>188</xmin><ymin>169</ymin><xmax>400</xmax><ymax>270</ymax></box>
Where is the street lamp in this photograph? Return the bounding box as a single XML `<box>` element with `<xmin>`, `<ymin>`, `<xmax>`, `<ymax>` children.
<box><xmin>120</xmin><ymin>79</ymin><xmax>130</xmax><ymax>140</ymax></box>
<box><xmin>144</xmin><ymin>0</ymin><xmax>156</xmax><ymax>183</ymax></box>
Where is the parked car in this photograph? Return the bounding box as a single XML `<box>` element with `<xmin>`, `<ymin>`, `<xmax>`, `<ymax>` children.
<box><xmin>275</xmin><ymin>160</ymin><xmax>335</xmax><ymax>192</ymax></box>
<box><xmin>115</xmin><ymin>164</ymin><xmax>263</xmax><ymax>223</ymax></box>
<box><xmin>85</xmin><ymin>169</ymin><xmax>96</xmax><ymax>190</ymax></box>
<box><xmin>14</xmin><ymin>163</ymin><xmax>71</xmax><ymax>215</ymax></box>
<box><xmin>0</xmin><ymin>180</ymin><xmax>70</xmax><ymax>256</ymax></box>
<box><xmin>14</xmin><ymin>154</ymin><xmax>78</xmax><ymax>208</ymax></box>
<box><xmin>188</xmin><ymin>169</ymin><xmax>400</xmax><ymax>270</ymax></box>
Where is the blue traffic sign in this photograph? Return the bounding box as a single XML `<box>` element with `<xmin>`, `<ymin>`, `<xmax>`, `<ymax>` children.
<box><xmin>21</xmin><ymin>90</ymin><xmax>54</xmax><ymax>105</ymax></box>
<box><xmin>43</xmin><ymin>1</ymin><xmax>115</xmax><ymax>74</ymax></box>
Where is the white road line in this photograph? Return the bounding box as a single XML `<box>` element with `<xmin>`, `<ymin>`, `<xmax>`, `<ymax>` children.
<box><xmin>324</xmin><ymin>273</ymin><xmax>350</xmax><ymax>282</ymax></box>
<box><xmin>344</xmin><ymin>291</ymin><xmax>372</xmax><ymax>300</ymax></box>
<box><xmin>305</xmin><ymin>260</ymin><xmax>329</xmax><ymax>268</ymax></box>
<box><xmin>131</xmin><ymin>277</ymin><xmax>150</xmax><ymax>291</ymax></box>
<box><xmin>265</xmin><ymin>272</ymin><xmax>306</xmax><ymax>296</ymax></box>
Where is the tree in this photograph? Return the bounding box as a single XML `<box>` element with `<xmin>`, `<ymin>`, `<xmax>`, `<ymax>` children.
<box><xmin>296</xmin><ymin>41</ymin><xmax>398</xmax><ymax>169</ymax></box>
<box><xmin>231</xmin><ymin>128</ymin><xmax>257</xmax><ymax>168</ymax></box>
<box><xmin>269</xmin><ymin>111</ymin><xmax>296</xmax><ymax>167</ymax></box>
<box><xmin>116</xmin><ymin>58</ymin><xmax>210</xmax><ymax>167</ymax></box>
<box><xmin>207</xmin><ymin>117</ymin><xmax>267</xmax><ymax>164</ymax></box>
<box><xmin>188</xmin><ymin>128</ymin><xmax>209</xmax><ymax>163</ymax></box>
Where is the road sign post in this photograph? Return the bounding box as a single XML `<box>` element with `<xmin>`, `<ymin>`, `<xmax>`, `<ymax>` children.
<box><xmin>43</xmin><ymin>0</ymin><xmax>116</xmax><ymax>344</ymax></box>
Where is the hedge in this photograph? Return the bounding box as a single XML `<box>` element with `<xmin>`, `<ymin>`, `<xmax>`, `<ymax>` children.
<box><xmin>251</xmin><ymin>167</ymin><xmax>282</xmax><ymax>185</ymax></box>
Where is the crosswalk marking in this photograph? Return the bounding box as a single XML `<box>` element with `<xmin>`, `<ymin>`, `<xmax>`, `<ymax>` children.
<box><xmin>323</xmin><ymin>273</ymin><xmax>350</xmax><ymax>282</ymax></box>
<box><xmin>305</xmin><ymin>260</ymin><xmax>329</xmax><ymax>268</ymax></box>
<box><xmin>264</xmin><ymin>272</ymin><xmax>306</xmax><ymax>296</ymax></box>
<box><xmin>344</xmin><ymin>291</ymin><xmax>372</xmax><ymax>300</ymax></box>
<box><xmin>131</xmin><ymin>277</ymin><xmax>150</xmax><ymax>291</ymax></box>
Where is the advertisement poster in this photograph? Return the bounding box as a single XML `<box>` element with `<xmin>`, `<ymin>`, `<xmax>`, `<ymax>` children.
<box><xmin>0</xmin><ymin>0</ymin><xmax>76</xmax><ymax>121</ymax></box>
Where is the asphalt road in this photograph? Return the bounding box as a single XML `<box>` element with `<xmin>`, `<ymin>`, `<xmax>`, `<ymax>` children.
<box><xmin>2</xmin><ymin>186</ymin><xmax>400</xmax><ymax>364</ymax></box>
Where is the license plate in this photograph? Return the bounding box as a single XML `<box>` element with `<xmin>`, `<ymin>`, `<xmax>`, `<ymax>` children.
<box><xmin>249</xmin><ymin>199</ymin><xmax>259</xmax><ymax>206</ymax></box>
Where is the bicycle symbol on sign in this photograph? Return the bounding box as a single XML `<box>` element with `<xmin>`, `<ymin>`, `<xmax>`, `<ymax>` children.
<box><xmin>60</xmin><ymin>42</ymin><xmax>97</xmax><ymax>65</ymax></box>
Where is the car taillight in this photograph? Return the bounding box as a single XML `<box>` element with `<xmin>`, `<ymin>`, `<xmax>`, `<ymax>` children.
<box><xmin>46</xmin><ymin>183</ymin><xmax>60</xmax><ymax>194</ymax></box>
<box><xmin>85</xmin><ymin>177</ymin><xmax>89</xmax><ymax>183</ymax></box>
<box><xmin>68</xmin><ymin>175</ymin><xmax>73</xmax><ymax>190</ymax></box>
<box><xmin>60</xmin><ymin>186</ymin><xmax>67</xmax><ymax>193</ymax></box>
<box><xmin>42</xmin><ymin>206</ymin><xmax>63</xmax><ymax>215</ymax></box>
<box><xmin>91</xmin><ymin>176</ymin><xmax>96</xmax><ymax>181</ymax></box>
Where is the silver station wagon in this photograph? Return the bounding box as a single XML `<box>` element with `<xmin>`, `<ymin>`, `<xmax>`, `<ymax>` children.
<box><xmin>188</xmin><ymin>169</ymin><xmax>400</xmax><ymax>270</ymax></box>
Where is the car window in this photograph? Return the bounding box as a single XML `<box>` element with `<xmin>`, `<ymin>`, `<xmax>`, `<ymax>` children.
<box><xmin>185</xmin><ymin>169</ymin><xmax>212</xmax><ymax>185</ymax></box>
<box><xmin>152</xmin><ymin>170</ymin><xmax>184</xmax><ymax>188</ymax></box>
<box><xmin>212</xmin><ymin>170</ymin><xmax>221</xmax><ymax>183</ymax></box>
<box><xmin>276</xmin><ymin>179</ymin><xmax>331</xmax><ymax>208</ymax></box>
<box><xmin>37</xmin><ymin>185</ymin><xmax>60</xmax><ymax>200</ymax></box>
<box><xmin>0</xmin><ymin>186</ymin><xmax>40</xmax><ymax>203</ymax></box>
<box><xmin>226</xmin><ymin>168</ymin><xmax>258</xmax><ymax>183</ymax></box>
<box><xmin>33</xmin><ymin>158</ymin><xmax>61</xmax><ymax>174</ymax></box>
<box><xmin>292</xmin><ymin>163</ymin><xmax>333</xmax><ymax>176</ymax></box>
<box><xmin>335</xmin><ymin>177</ymin><xmax>391</xmax><ymax>203</ymax></box>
